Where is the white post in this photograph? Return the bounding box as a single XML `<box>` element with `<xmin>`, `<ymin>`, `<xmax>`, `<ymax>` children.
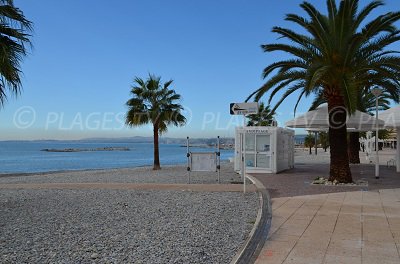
<box><xmin>314</xmin><ymin>131</ymin><xmax>318</xmax><ymax>155</ymax></box>
<box><xmin>243</xmin><ymin>132</ymin><xmax>246</xmax><ymax>194</ymax></box>
<box><xmin>397</xmin><ymin>129</ymin><xmax>400</xmax><ymax>173</ymax></box>
<box><xmin>372</xmin><ymin>88</ymin><xmax>382</xmax><ymax>179</ymax></box>
<box><xmin>187</xmin><ymin>137</ymin><xmax>191</xmax><ymax>184</ymax></box>
<box><xmin>217</xmin><ymin>136</ymin><xmax>220</xmax><ymax>183</ymax></box>
<box><xmin>375</xmin><ymin>99</ymin><xmax>380</xmax><ymax>179</ymax></box>
<box><xmin>243</xmin><ymin>115</ymin><xmax>246</xmax><ymax>194</ymax></box>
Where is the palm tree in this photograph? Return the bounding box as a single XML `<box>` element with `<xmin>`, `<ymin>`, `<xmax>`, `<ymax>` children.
<box><xmin>126</xmin><ymin>74</ymin><xmax>186</xmax><ymax>170</ymax></box>
<box><xmin>0</xmin><ymin>0</ymin><xmax>33</xmax><ymax>106</ymax></box>
<box><xmin>247</xmin><ymin>102</ymin><xmax>275</xmax><ymax>126</ymax></box>
<box><xmin>318</xmin><ymin>131</ymin><xmax>329</xmax><ymax>152</ymax></box>
<box><xmin>304</xmin><ymin>133</ymin><xmax>315</xmax><ymax>155</ymax></box>
<box><xmin>247</xmin><ymin>0</ymin><xmax>400</xmax><ymax>183</ymax></box>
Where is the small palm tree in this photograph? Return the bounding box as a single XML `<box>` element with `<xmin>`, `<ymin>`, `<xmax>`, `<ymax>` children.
<box><xmin>304</xmin><ymin>133</ymin><xmax>315</xmax><ymax>155</ymax></box>
<box><xmin>247</xmin><ymin>0</ymin><xmax>400</xmax><ymax>183</ymax></box>
<box><xmin>247</xmin><ymin>102</ymin><xmax>275</xmax><ymax>126</ymax></box>
<box><xmin>0</xmin><ymin>0</ymin><xmax>33</xmax><ymax>106</ymax></box>
<box><xmin>126</xmin><ymin>74</ymin><xmax>186</xmax><ymax>170</ymax></box>
<box><xmin>319</xmin><ymin>132</ymin><xmax>329</xmax><ymax>152</ymax></box>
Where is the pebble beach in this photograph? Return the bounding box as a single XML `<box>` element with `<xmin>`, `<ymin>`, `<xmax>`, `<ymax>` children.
<box><xmin>0</xmin><ymin>163</ymin><xmax>259</xmax><ymax>263</ymax></box>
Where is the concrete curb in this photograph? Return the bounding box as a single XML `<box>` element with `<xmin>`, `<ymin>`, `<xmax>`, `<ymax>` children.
<box><xmin>230</xmin><ymin>175</ymin><xmax>272</xmax><ymax>264</ymax></box>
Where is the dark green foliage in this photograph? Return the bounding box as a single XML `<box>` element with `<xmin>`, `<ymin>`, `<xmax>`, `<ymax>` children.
<box><xmin>0</xmin><ymin>0</ymin><xmax>33</xmax><ymax>106</ymax></box>
<box><xmin>247</xmin><ymin>102</ymin><xmax>275</xmax><ymax>126</ymax></box>
<box><xmin>318</xmin><ymin>132</ymin><xmax>330</xmax><ymax>152</ymax></box>
<box><xmin>125</xmin><ymin>74</ymin><xmax>186</xmax><ymax>169</ymax></box>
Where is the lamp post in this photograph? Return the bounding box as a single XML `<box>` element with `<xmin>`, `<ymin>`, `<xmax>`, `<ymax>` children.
<box><xmin>371</xmin><ymin>87</ymin><xmax>382</xmax><ymax>179</ymax></box>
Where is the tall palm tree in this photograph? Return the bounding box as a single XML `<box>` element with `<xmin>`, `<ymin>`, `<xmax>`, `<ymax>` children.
<box><xmin>0</xmin><ymin>0</ymin><xmax>33</xmax><ymax>106</ymax></box>
<box><xmin>126</xmin><ymin>74</ymin><xmax>186</xmax><ymax>170</ymax></box>
<box><xmin>247</xmin><ymin>0</ymin><xmax>400</xmax><ymax>183</ymax></box>
<box><xmin>247</xmin><ymin>102</ymin><xmax>275</xmax><ymax>126</ymax></box>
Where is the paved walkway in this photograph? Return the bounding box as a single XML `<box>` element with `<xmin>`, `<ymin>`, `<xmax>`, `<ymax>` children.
<box><xmin>255</xmin><ymin>188</ymin><xmax>400</xmax><ymax>264</ymax></box>
<box><xmin>253</xmin><ymin>163</ymin><xmax>400</xmax><ymax>198</ymax></box>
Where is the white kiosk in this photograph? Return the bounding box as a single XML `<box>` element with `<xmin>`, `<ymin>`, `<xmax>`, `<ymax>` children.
<box><xmin>235</xmin><ymin>126</ymin><xmax>294</xmax><ymax>173</ymax></box>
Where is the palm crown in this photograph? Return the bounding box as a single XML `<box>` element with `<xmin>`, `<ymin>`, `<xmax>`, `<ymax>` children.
<box><xmin>247</xmin><ymin>102</ymin><xmax>275</xmax><ymax>126</ymax></box>
<box><xmin>126</xmin><ymin>75</ymin><xmax>186</xmax><ymax>133</ymax></box>
<box><xmin>0</xmin><ymin>0</ymin><xmax>33</xmax><ymax>106</ymax></box>
<box><xmin>309</xmin><ymin>87</ymin><xmax>394</xmax><ymax>113</ymax></box>
<box><xmin>248</xmin><ymin>0</ymin><xmax>400</xmax><ymax>114</ymax></box>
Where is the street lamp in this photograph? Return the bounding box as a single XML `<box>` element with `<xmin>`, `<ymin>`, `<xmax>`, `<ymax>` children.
<box><xmin>371</xmin><ymin>87</ymin><xmax>382</xmax><ymax>179</ymax></box>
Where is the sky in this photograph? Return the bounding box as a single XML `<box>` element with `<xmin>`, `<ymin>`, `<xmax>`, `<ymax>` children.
<box><xmin>0</xmin><ymin>0</ymin><xmax>399</xmax><ymax>140</ymax></box>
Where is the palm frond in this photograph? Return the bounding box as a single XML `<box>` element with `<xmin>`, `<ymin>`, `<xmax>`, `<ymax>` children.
<box><xmin>0</xmin><ymin>0</ymin><xmax>33</xmax><ymax>106</ymax></box>
<box><xmin>248</xmin><ymin>0</ymin><xmax>400</xmax><ymax>119</ymax></box>
<box><xmin>125</xmin><ymin>74</ymin><xmax>186</xmax><ymax>133</ymax></box>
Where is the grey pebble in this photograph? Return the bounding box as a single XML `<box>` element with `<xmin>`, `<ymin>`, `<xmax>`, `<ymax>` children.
<box><xmin>0</xmin><ymin>163</ymin><xmax>258</xmax><ymax>263</ymax></box>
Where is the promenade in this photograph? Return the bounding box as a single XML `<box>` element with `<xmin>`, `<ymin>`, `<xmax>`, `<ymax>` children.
<box><xmin>254</xmin><ymin>149</ymin><xmax>400</xmax><ymax>264</ymax></box>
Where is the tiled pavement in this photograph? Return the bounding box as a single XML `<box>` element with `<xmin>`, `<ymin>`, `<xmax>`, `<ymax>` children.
<box><xmin>255</xmin><ymin>189</ymin><xmax>400</xmax><ymax>264</ymax></box>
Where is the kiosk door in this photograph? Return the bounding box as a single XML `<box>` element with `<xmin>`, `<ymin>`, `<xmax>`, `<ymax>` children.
<box><xmin>244</xmin><ymin>133</ymin><xmax>272</xmax><ymax>170</ymax></box>
<box><xmin>255</xmin><ymin>134</ymin><xmax>271</xmax><ymax>169</ymax></box>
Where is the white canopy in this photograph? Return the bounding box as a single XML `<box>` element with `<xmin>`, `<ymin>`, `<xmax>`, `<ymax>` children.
<box><xmin>285</xmin><ymin>105</ymin><xmax>385</xmax><ymax>131</ymax></box>
<box><xmin>379</xmin><ymin>106</ymin><xmax>400</xmax><ymax>173</ymax></box>
<box><xmin>379</xmin><ymin>106</ymin><xmax>400</xmax><ymax>128</ymax></box>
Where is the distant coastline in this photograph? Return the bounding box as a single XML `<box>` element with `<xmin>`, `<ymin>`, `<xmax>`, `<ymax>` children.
<box><xmin>41</xmin><ymin>147</ymin><xmax>130</xmax><ymax>153</ymax></box>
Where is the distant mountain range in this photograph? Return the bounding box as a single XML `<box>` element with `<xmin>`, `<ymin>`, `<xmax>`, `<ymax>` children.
<box><xmin>2</xmin><ymin>135</ymin><xmax>306</xmax><ymax>145</ymax></box>
<box><xmin>82</xmin><ymin>135</ymin><xmax>308</xmax><ymax>145</ymax></box>
<box><xmin>81</xmin><ymin>136</ymin><xmax>235</xmax><ymax>145</ymax></box>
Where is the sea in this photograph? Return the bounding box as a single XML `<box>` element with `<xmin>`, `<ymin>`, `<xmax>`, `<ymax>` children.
<box><xmin>0</xmin><ymin>141</ymin><xmax>234</xmax><ymax>174</ymax></box>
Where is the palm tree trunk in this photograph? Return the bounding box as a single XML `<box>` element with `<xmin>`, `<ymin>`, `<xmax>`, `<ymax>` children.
<box><xmin>348</xmin><ymin>132</ymin><xmax>360</xmax><ymax>164</ymax></box>
<box><xmin>327</xmin><ymin>96</ymin><xmax>352</xmax><ymax>183</ymax></box>
<box><xmin>153</xmin><ymin>123</ymin><xmax>161</xmax><ymax>170</ymax></box>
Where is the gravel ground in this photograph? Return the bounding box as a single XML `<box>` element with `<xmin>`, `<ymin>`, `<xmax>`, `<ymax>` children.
<box><xmin>0</xmin><ymin>189</ymin><xmax>258</xmax><ymax>264</ymax></box>
<box><xmin>0</xmin><ymin>163</ymin><xmax>242</xmax><ymax>185</ymax></box>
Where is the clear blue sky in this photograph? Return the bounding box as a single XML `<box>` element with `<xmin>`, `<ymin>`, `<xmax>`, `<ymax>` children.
<box><xmin>0</xmin><ymin>0</ymin><xmax>399</xmax><ymax>140</ymax></box>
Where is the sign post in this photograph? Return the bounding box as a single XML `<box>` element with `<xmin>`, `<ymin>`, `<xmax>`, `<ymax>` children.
<box><xmin>230</xmin><ymin>102</ymin><xmax>259</xmax><ymax>194</ymax></box>
<box><xmin>230</xmin><ymin>102</ymin><xmax>259</xmax><ymax>115</ymax></box>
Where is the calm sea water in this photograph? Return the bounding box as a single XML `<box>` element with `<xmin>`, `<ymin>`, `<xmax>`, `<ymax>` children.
<box><xmin>0</xmin><ymin>141</ymin><xmax>234</xmax><ymax>174</ymax></box>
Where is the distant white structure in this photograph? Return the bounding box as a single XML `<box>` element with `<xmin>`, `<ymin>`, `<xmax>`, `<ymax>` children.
<box><xmin>285</xmin><ymin>105</ymin><xmax>385</xmax><ymax>131</ymax></box>
<box><xmin>379</xmin><ymin>106</ymin><xmax>400</xmax><ymax>172</ymax></box>
<box><xmin>360</xmin><ymin>132</ymin><xmax>384</xmax><ymax>163</ymax></box>
<box><xmin>235</xmin><ymin>126</ymin><xmax>294</xmax><ymax>174</ymax></box>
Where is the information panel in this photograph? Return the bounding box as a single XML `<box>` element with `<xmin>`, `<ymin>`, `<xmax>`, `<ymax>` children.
<box><xmin>190</xmin><ymin>152</ymin><xmax>217</xmax><ymax>172</ymax></box>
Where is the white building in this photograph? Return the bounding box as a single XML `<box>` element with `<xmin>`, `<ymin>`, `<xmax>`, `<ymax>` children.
<box><xmin>235</xmin><ymin>126</ymin><xmax>294</xmax><ymax>174</ymax></box>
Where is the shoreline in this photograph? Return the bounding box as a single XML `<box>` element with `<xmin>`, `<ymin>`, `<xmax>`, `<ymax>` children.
<box><xmin>0</xmin><ymin>161</ymin><xmax>239</xmax><ymax>186</ymax></box>
<box><xmin>0</xmin><ymin>161</ymin><xmax>233</xmax><ymax>179</ymax></box>
<box><xmin>0</xmin><ymin>160</ymin><xmax>231</xmax><ymax>178</ymax></box>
